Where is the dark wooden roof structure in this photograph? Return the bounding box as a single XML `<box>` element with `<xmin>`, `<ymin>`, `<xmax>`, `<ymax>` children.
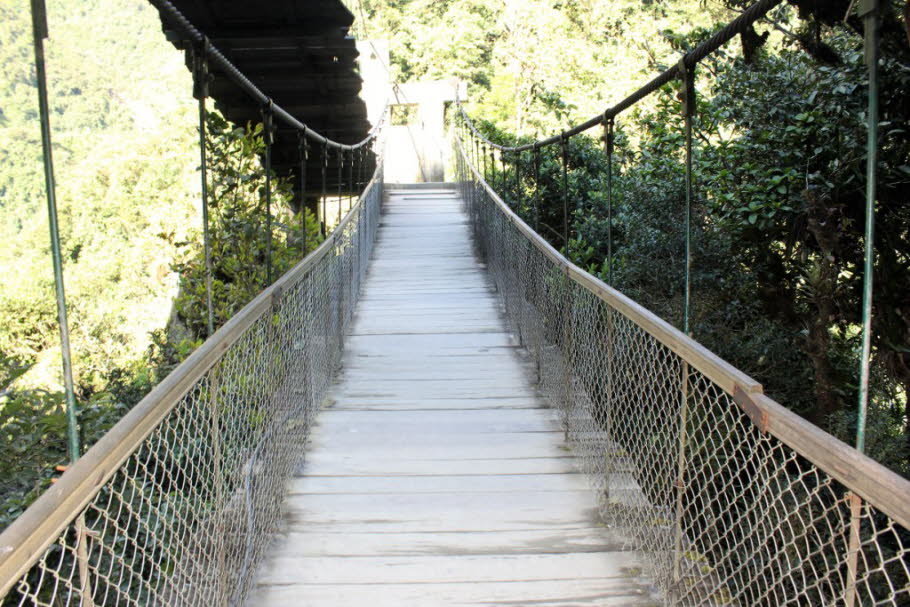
<box><xmin>153</xmin><ymin>0</ymin><xmax>374</xmax><ymax>204</ymax></box>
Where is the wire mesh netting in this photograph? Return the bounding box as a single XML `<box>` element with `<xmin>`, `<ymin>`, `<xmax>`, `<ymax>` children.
<box><xmin>455</xmin><ymin>142</ymin><xmax>910</xmax><ymax>606</ymax></box>
<box><xmin>0</xmin><ymin>170</ymin><xmax>383</xmax><ymax>607</ymax></box>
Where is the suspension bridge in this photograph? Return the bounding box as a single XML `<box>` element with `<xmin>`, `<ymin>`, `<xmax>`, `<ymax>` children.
<box><xmin>2</xmin><ymin>0</ymin><xmax>909</xmax><ymax>605</ymax></box>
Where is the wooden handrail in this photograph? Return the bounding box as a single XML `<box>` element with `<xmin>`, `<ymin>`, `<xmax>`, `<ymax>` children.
<box><xmin>455</xmin><ymin>136</ymin><xmax>910</xmax><ymax>532</ymax></box>
<box><xmin>0</xmin><ymin>166</ymin><xmax>383</xmax><ymax>598</ymax></box>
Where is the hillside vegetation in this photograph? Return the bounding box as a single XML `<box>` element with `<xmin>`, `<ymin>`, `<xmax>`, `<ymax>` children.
<box><xmin>0</xmin><ymin>0</ymin><xmax>318</xmax><ymax>527</ymax></box>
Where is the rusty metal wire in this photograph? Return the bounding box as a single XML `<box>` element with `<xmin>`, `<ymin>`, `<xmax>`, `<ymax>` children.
<box><xmin>455</xmin><ymin>141</ymin><xmax>910</xmax><ymax>606</ymax></box>
<box><xmin>0</xmin><ymin>168</ymin><xmax>383</xmax><ymax>607</ymax></box>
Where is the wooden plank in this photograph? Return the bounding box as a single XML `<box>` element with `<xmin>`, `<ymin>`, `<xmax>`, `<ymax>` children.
<box><xmin>330</xmin><ymin>399</ymin><xmax>543</xmax><ymax>411</ymax></box>
<box><xmin>311</xmin><ymin>408</ymin><xmax>559</xmax><ymax>432</ymax></box>
<box><xmin>263</xmin><ymin>528</ymin><xmax>626</xmax><ymax>557</ymax></box>
<box><xmin>255</xmin><ymin>553</ymin><xmax>643</xmax><ymax>585</ymax></box>
<box><xmin>289</xmin><ymin>473</ymin><xmax>590</xmax><ymax>495</ymax></box>
<box><xmin>248</xmin><ymin>579</ymin><xmax>660</xmax><ymax>607</ymax></box>
<box><xmin>299</xmin><ymin>455</ymin><xmax>579</xmax><ymax>478</ymax></box>
<box><xmin>282</xmin><ymin>492</ymin><xmax>604</xmax><ymax>532</ymax></box>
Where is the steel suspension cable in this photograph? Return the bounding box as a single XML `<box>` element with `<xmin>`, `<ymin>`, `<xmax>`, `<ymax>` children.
<box><xmin>148</xmin><ymin>0</ymin><xmax>386</xmax><ymax>151</ymax></box>
<box><xmin>192</xmin><ymin>45</ymin><xmax>215</xmax><ymax>337</ymax></box>
<box><xmin>456</xmin><ymin>0</ymin><xmax>784</xmax><ymax>153</ymax></box>
<box><xmin>28</xmin><ymin>0</ymin><xmax>80</xmax><ymax>465</ymax></box>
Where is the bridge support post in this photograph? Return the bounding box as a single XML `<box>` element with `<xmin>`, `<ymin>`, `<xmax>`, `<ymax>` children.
<box><xmin>844</xmin><ymin>491</ymin><xmax>863</xmax><ymax>607</ymax></box>
<box><xmin>28</xmin><ymin>0</ymin><xmax>81</xmax><ymax>466</ymax></box>
<box><xmin>603</xmin><ymin>306</ymin><xmax>615</xmax><ymax>503</ymax></box>
<box><xmin>262</xmin><ymin>103</ymin><xmax>275</xmax><ymax>286</ymax></box>
<box><xmin>192</xmin><ymin>42</ymin><xmax>215</xmax><ymax>337</ymax></box>
<box><xmin>603</xmin><ymin>116</ymin><xmax>615</xmax><ymax>286</ymax></box>
<box><xmin>29</xmin><ymin>5</ymin><xmax>95</xmax><ymax>601</ymax></box>
<box><xmin>74</xmin><ymin>515</ymin><xmax>95</xmax><ymax>606</ymax></box>
<box><xmin>515</xmin><ymin>151</ymin><xmax>522</xmax><ymax>211</ymax></box>
<box><xmin>501</xmin><ymin>152</ymin><xmax>507</xmax><ymax>202</ymax></box>
<box><xmin>854</xmin><ymin>0</ymin><xmax>880</xmax><ymax>455</ymax></box>
<box><xmin>481</xmin><ymin>143</ymin><xmax>487</xmax><ymax>183</ymax></box>
<box><xmin>321</xmin><ymin>142</ymin><xmax>328</xmax><ymax>237</ymax></box>
<box><xmin>561</xmin><ymin>136</ymin><xmax>569</xmax><ymax>251</ymax></box>
<box><xmin>671</xmin><ymin>361</ymin><xmax>690</xmax><ymax>600</ymax></box>
<box><xmin>348</xmin><ymin>149</ymin><xmax>355</xmax><ymax>212</ymax></box>
<box><xmin>298</xmin><ymin>129</ymin><xmax>309</xmax><ymax>256</ymax></box>
<box><xmin>679</xmin><ymin>60</ymin><xmax>696</xmax><ymax>337</ymax></box>
<box><xmin>207</xmin><ymin>365</ymin><xmax>228</xmax><ymax>606</ymax></box>
<box><xmin>844</xmin><ymin>3</ymin><xmax>879</xmax><ymax>602</ymax></box>
<box><xmin>533</xmin><ymin>146</ymin><xmax>541</xmax><ymax>233</ymax></box>
<box><xmin>357</xmin><ymin>148</ymin><xmax>364</xmax><ymax>200</ymax></box>
<box><xmin>560</xmin><ymin>273</ymin><xmax>576</xmax><ymax>441</ymax></box>
<box><xmin>337</xmin><ymin>148</ymin><xmax>344</xmax><ymax>225</ymax></box>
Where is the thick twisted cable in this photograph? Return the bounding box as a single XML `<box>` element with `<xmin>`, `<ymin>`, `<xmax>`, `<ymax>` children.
<box><xmin>459</xmin><ymin>0</ymin><xmax>784</xmax><ymax>152</ymax></box>
<box><xmin>149</xmin><ymin>0</ymin><xmax>387</xmax><ymax>151</ymax></box>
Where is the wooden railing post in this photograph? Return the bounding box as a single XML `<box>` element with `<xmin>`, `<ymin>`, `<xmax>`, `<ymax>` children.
<box><xmin>207</xmin><ymin>365</ymin><xmax>226</xmax><ymax>606</ymax></box>
<box><xmin>844</xmin><ymin>491</ymin><xmax>863</xmax><ymax>607</ymax></box>
<box><xmin>604</xmin><ymin>306</ymin><xmax>615</xmax><ymax>502</ymax></box>
<box><xmin>75</xmin><ymin>515</ymin><xmax>94</xmax><ymax>607</ymax></box>
<box><xmin>672</xmin><ymin>361</ymin><xmax>690</xmax><ymax>601</ymax></box>
<box><xmin>561</xmin><ymin>271</ymin><xmax>575</xmax><ymax>440</ymax></box>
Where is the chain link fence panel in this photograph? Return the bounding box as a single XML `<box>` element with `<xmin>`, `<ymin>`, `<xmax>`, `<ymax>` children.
<box><xmin>455</xmin><ymin>140</ymin><xmax>910</xmax><ymax>607</ymax></box>
<box><xmin>0</xmin><ymin>168</ymin><xmax>383</xmax><ymax>607</ymax></box>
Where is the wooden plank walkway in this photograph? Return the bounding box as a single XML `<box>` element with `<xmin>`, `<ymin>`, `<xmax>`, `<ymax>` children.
<box><xmin>247</xmin><ymin>186</ymin><xmax>659</xmax><ymax>606</ymax></box>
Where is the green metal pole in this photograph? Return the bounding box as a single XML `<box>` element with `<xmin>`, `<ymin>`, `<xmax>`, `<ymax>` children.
<box><xmin>501</xmin><ymin>152</ymin><xmax>507</xmax><ymax>200</ymax></box>
<box><xmin>321</xmin><ymin>142</ymin><xmax>328</xmax><ymax>237</ymax></box>
<box><xmin>561</xmin><ymin>137</ymin><xmax>569</xmax><ymax>248</ymax></box>
<box><xmin>482</xmin><ymin>143</ymin><xmax>488</xmax><ymax>182</ymax></box>
<box><xmin>348</xmin><ymin>149</ymin><xmax>354</xmax><ymax>211</ymax></box>
<box><xmin>337</xmin><ymin>148</ymin><xmax>343</xmax><ymax>224</ymax></box>
<box><xmin>298</xmin><ymin>128</ymin><xmax>308</xmax><ymax>256</ymax></box>
<box><xmin>681</xmin><ymin>61</ymin><xmax>696</xmax><ymax>336</ymax></box>
<box><xmin>262</xmin><ymin>104</ymin><xmax>274</xmax><ymax>286</ymax></box>
<box><xmin>855</xmin><ymin>0</ymin><xmax>880</xmax><ymax>453</ymax></box>
<box><xmin>604</xmin><ymin>117</ymin><xmax>615</xmax><ymax>285</ymax></box>
<box><xmin>29</xmin><ymin>0</ymin><xmax>80</xmax><ymax>464</ymax></box>
<box><xmin>533</xmin><ymin>146</ymin><xmax>541</xmax><ymax>233</ymax></box>
<box><xmin>193</xmin><ymin>45</ymin><xmax>215</xmax><ymax>337</ymax></box>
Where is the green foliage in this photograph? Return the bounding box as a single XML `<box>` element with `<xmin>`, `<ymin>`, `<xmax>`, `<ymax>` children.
<box><xmin>0</xmin><ymin>0</ymin><xmax>325</xmax><ymax>533</ymax></box>
<box><xmin>171</xmin><ymin>111</ymin><xmax>324</xmax><ymax>341</ymax></box>
<box><xmin>0</xmin><ymin>0</ymin><xmax>199</xmax><ymax>391</ymax></box>
<box><xmin>358</xmin><ymin>0</ymin><xmax>728</xmax><ymax>135</ymax></box>
<box><xmin>476</xmin><ymin>9</ymin><xmax>910</xmax><ymax>475</ymax></box>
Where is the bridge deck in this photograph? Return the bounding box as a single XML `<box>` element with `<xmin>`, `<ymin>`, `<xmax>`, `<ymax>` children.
<box><xmin>247</xmin><ymin>186</ymin><xmax>657</xmax><ymax>606</ymax></box>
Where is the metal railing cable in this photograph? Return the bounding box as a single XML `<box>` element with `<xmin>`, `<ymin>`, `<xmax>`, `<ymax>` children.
<box><xmin>0</xmin><ymin>160</ymin><xmax>384</xmax><ymax>606</ymax></box>
<box><xmin>455</xmin><ymin>0</ymin><xmax>787</xmax><ymax>334</ymax></box>
<box><xmin>454</xmin><ymin>133</ymin><xmax>910</xmax><ymax>605</ymax></box>
<box><xmin>456</xmin><ymin>0</ymin><xmax>889</xmax><ymax>478</ymax></box>
<box><xmin>150</xmin><ymin>0</ymin><xmax>385</xmax><ymax>152</ymax></box>
<box><xmin>9</xmin><ymin>3</ymin><xmax>394</xmax><ymax>604</ymax></box>
<box><xmin>455</xmin><ymin>0</ymin><xmax>784</xmax><ymax>154</ymax></box>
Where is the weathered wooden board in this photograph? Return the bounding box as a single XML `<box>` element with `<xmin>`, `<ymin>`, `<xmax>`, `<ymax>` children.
<box><xmin>246</xmin><ymin>187</ymin><xmax>658</xmax><ymax>606</ymax></box>
<box><xmin>250</xmin><ymin>579</ymin><xmax>659</xmax><ymax>607</ymax></box>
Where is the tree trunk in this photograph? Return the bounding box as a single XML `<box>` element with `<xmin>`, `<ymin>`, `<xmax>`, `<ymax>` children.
<box><xmin>803</xmin><ymin>188</ymin><xmax>843</xmax><ymax>427</ymax></box>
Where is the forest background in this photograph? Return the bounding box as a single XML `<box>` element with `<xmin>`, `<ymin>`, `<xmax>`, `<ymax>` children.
<box><xmin>0</xmin><ymin>0</ymin><xmax>907</xmax><ymax>530</ymax></box>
